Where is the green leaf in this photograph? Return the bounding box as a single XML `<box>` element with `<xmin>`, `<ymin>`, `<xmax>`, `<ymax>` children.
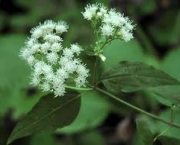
<box><xmin>150</xmin><ymin>86</ymin><xmax>180</xmax><ymax>106</ymax></box>
<box><xmin>161</xmin><ymin>47</ymin><xmax>180</xmax><ymax>81</ymax></box>
<box><xmin>102</xmin><ymin>61</ymin><xmax>180</xmax><ymax>93</ymax></box>
<box><xmin>136</xmin><ymin>119</ymin><xmax>154</xmax><ymax>145</ymax></box>
<box><xmin>155</xmin><ymin>109</ymin><xmax>180</xmax><ymax>141</ymax></box>
<box><xmin>7</xmin><ymin>93</ymin><xmax>81</xmax><ymax>144</ymax></box>
<box><xmin>102</xmin><ymin>40</ymin><xmax>146</xmax><ymax>70</ymax></box>
<box><xmin>0</xmin><ymin>34</ymin><xmax>41</xmax><ymax>119</ymax></box>
<box><xmin>78</xmin><ymin>130</ymin><xmax>105</xmax><ymax>145</ymax></box>
<box><xmin>31</xmin><ymin>133</ymin><xmax>57</xmax><ymax>145</ymax></box>
<box><xmin>57</xmin><ymin>91</ymin><xmax>110</xmax><ymax>134</ymax></box>
<box><xmin>156</xmin><ymin>136</ymin><xmax>180</xmax><ymax>145</ymax></box>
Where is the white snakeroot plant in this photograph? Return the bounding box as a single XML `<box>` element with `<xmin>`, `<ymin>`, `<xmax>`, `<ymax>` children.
<box><xmin>20</xmin><ymin>3</ymin><xmax>135</xmax><ymax>97</ymax></box>
<box><xmin>20</xmin><ymin>20</ymin><xmax>89</xmax><ymax>97</ymax></box>
<box><xmin>82</xmin><ymin>3</ymin><xmax>135</xmax><ymax>61</ymax></box>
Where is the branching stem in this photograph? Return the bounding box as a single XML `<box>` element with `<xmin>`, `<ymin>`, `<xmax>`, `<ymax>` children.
<box><xmin>94</xmin><ymin>86</ymin><xmax>180</xmax><ymax>129</ymax></box>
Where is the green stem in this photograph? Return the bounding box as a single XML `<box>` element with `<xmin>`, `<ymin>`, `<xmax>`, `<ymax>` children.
<box><xmin>93</xmin><ymin>56</ymin><xmax>98</xmax><ymax>85</ymax></box>
<box><xmin>95</xmin><ymin>86</ymin><xmax>180</xmax><ymax>129</ymax></box>
<box><xmin>65</xmin><ymin>86</ymin><xmax>93</xmax><ymax>91</ymax></box>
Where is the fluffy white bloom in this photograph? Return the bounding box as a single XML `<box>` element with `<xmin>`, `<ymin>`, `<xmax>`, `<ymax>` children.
<box><xmin>70</xmin><ymin>44</ymin><xmax>82</xmax><ymax>55</ymax></box>
<box><xmin>41</xmin><ymin>42</ymin><xmax>51</xmax><ymax>54</ymax></box>
<box><xmin>46</xmin><ymin>52</ymin><xmax>59</xmax><ymax>64</ymax></box>
<box><xmin>82</xmin><ymin>3</ymin><xmax>135</xmax><ymax>42</ymax></box>
<box><xmin>20</xmin><ymin>48</ymin><xmax>32</xmax><ymax>59</ymax></box>
<box><xmin>31</xmin><ymin>73</ymin><xmax>41</xmax><ymax>86</ymax></box>
<box><xmin>62</xmin><ymin>60</ymin><xmax>77</xmax><ymax>73</ymax></box>
<box><xmin>76</xmin><ymin>64</ymin><xmax>89</xmax><ymax>77</ymax></box>
<box><xmin>75</xmin><ymin>76</ymin><xmax>86</xmax><ymax>87</ymax></box>
<box><xmin>44</xmin><ymin>34</ymin><xmax>62</xmax><ymax>43</ymax></box>
<box><xmin>51</xmin><ymin>43</ymin><xmax>62</xmax><ymax>52</ymax></box>
<box><xmin>26</xmin><ymin>38</ymin><xmax>37</xmax><ymax>47</ymax></box>
<box><xmin>56</xmin><ymin>68</ymin><xmax>69</xmax><ymax>79</ymax></box>
<box><xmin>82</xmin><ymin>4</ymin><xmax>98</xmax><ymax>20</ymax></box>
<box><xmin>56</xmin><ymin>21</ymin><xmax>69</xmax><ymax>34</ymax></box>
<box><xmin>27</xmin><ymin>56</ymin><xmax>36</xmax><ymax>66</ymax></box>
<box><xmin>54</xmin><ymin>85</ymin><xmax>66</xmax><ymax>97</ymax></box>
<box><xmin>20</xmin><ymin>20</ymin><xmax>90</xmax><ymax>97</ymax></box>
<box><xmin>31</xmin><ymin>27</ymin><xmax>43</xmax><ymax>38</ymax></box>
<box><xmin>101</xmin><ymin>24</ymin><xmax>114</xmax><ymax>36</ymax></box>
<box><xmin>119</xmin><ymin>27</ymin><xmax>133</xmax><ymax>42</ymax></box>
<box><xmin>63</xmin><ymin>48</ymin><xmax>74</xmax><ymax>58</ymax></box>
<box><xmin>41</xmin><ymin>82</ymin><xmax>51</xmax><ymax>92</ymax></box>
<box><xmin>45</xmin><ymin>73</ymin><xmax>54</xmax><ymax>82</ymax></box>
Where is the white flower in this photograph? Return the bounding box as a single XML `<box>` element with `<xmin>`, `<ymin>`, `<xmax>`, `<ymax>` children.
<box><xmin>119</xmin><ymin>27</ymin><xmax>133</xmax><ymax>42</ymax></box>
<box><xmin>31</xmin><ymin>73</ymin><xmax>41</xmax><ymax>86</ymax></box>
<box><xmin>26</xmin><ymin>38</ymin><xmax>36</xmax><ymax>47</ymax></box>
<box><xmin>40</xmin><ymin>20</ymin><xmax>55</xmax><ymax>34</ymax></box>
<box><xmin>82</xmin><ymin>4</ymin><xmax>99</xmax><ymax>20</ymax></box>
<box><xmin>101</xmin><ymin>24</ymin><xmax>114</xmax><ymax>36</ymax></box>
<box><xmin>27</xmin><ymin>56</ymin><xmax>36</xmax><ymax>66</ymax></box>
<box><xmin>70</xmin><ymin>44</ymin><xmax>82</xmax><ymax>55</ymax></box>
<box><xmin>75</xmin><ymin>76</ymin><xmax>86</xmax><ymax>87</ymax></box>
<box><xmin>76</xmin><ymin>64</ymin><xmax>89</xmax><ymax>77</ymax></box>
<box><xmin>31</xmin><ymin>27</ymin><xmax>43</xmax><ymax>38</ymax></box>
<box><xmin>51</xmin><ymin>43</ymin><xmax>62</xmax><ymax>52</ymax></box>
<box><xmin>41</xmin><ymin>82</ymin><xmax>51</xmax><ymax>92</ymax></box>
<box><xmin>34</xmin><ymin>61</ymin><xmax>47</xmax><ymax>75</ymax></box>
<box><xmin>56</xmin><ymin>68</ymin><xmax>69</xmax><ymax>79</ymax></box>
<box><xmin>53</xmin><ymin>77</ymin><xmax>65</xmax><ymax>88</ymax></box>
<box><xmin>59</xmin><ymin>56</ymin><xmax>70</xmax><ymax>67</ymax></box>
<box><xmin>62</xmin><ymin>60</ymin><xmax>77</xmax><ymax>73</ymax></box>
<box><xmin>82</xmin><ymin>3</ymin><xmax>135</xmax><ymax>42</ymax></box>
<box><xmin>20</xmin><ymin>48</ymin><xmax>32</xmax><ymax>60</ymax></box>
<box><xmin>45</xmin><ymin>73</ymin><xmax>54</xmax><ymax>82</ymax></box>
<box><xmin>109</xmin><ymin>12</ymin><xmax>126</xmax><ymax>27</ymax></box>
<box><xmin>41</xmin><ymin>42</ymin><xmax>51</xmax><ymax>54</ymax></box>
<box><xmin>63</xmin><ymin>48</ymin><xmax>74</xmax><ymax>58</ymax></box>
<box><xmin>56</xmin><ymin>21</ymin><xmax>69</xmax><ymax>34</ymax></box>
<box><xmin>124</xmin><ymin>20</ymin><xmax>134</xmax><ymax>31</ymax></box>
<box><xmin>44</xmin><ymin>34</ymin><xmax>62</xmax><ymax>43</ymax></box>
<box><xmin>20</xmin><ymin>20</ymin><xmax>90</xmax><ymax>97</ymax></box>
<box><xmin>54</xmin><ymin>85</ymin><xmax>66</xmax><ymax>97</ymax></box>
<box><xmin>31</xmin><ymin>44</ymin><xmax>40</xmax><ymax>54</ymax></box>
<box><xmin>46</xmin><ymin>52</ymin><xmax>59</xmax><ymax>64</ymax></box>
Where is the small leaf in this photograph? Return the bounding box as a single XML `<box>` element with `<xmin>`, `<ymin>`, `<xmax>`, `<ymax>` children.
<box><xmin>156</xmin><ymin>136</ymin><xmax>180</xmax><ymax>145</ymax></box>
<box><xmin>102</xmin><ymin>61</ymin><xmax>180</xmax><ymax>93</ymax></box>
<box><xmin>7</xmin><ymin>93</ymin><xmax>81</xmax><ymax>144</ymax></box>
<box><xmin>136</xmin><ymin>119</ymin><xmax>154</xmax><ymax>145</ymax></box>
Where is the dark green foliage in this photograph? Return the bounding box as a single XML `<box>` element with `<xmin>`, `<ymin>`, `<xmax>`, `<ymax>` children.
<box><xmin>7</xmin><ymin>93</ymin><xmax>81</xmax><ymax>144</ymax></box>
<box><xmin>102</xmin><ymin>61</ymin><xmax>180</xmax><ymax>93</ymax></box>
<box><xmin>136</xmin><ymin>119</ymin><xmax>154</xmax><ymax>145</ymax></box>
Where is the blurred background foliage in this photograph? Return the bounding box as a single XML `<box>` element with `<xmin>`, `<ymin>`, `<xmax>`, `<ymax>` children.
<box><xmin>0</xmin><ymin>0</ymin><xmax>180</xmax><ymax>145</ymax></box>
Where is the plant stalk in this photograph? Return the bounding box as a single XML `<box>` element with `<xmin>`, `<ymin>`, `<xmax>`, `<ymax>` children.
<box><xmin>95</xmin><ymin>86</ymin><xmax>180</xmax><ymax>129</ymax></box>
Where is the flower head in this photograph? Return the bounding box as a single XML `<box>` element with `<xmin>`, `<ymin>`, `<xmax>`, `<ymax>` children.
<box><xmin>82</xmin><ymin>3</ymin><xmax>135</xmax><ymax>41</ymax></box>
<box><xmin>20</xmin><ymin>20</ymin><xmax>89</xmax><ymax>97</ymax></box>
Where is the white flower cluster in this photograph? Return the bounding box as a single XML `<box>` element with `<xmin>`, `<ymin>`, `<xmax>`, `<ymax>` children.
<box><xmin>82</xmin><ymin>3</ymin><xmax>135</xmax><ymax>42</ymax></box>
<box><xmin>20</xmin><ymin>20</ymin><xmax>89</xmax><ymax>97</ymax></box>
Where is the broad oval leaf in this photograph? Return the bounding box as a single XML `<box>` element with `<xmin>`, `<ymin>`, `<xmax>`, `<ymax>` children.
<box><xmin>102</xmin><ymin>61</ymin><xmax>180</xmax><ymax>93</ymax></box>
<box><xmin>7</xmin><ymin>93</ymin><xmax>81</xmax><ymax>144</ymax></box>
